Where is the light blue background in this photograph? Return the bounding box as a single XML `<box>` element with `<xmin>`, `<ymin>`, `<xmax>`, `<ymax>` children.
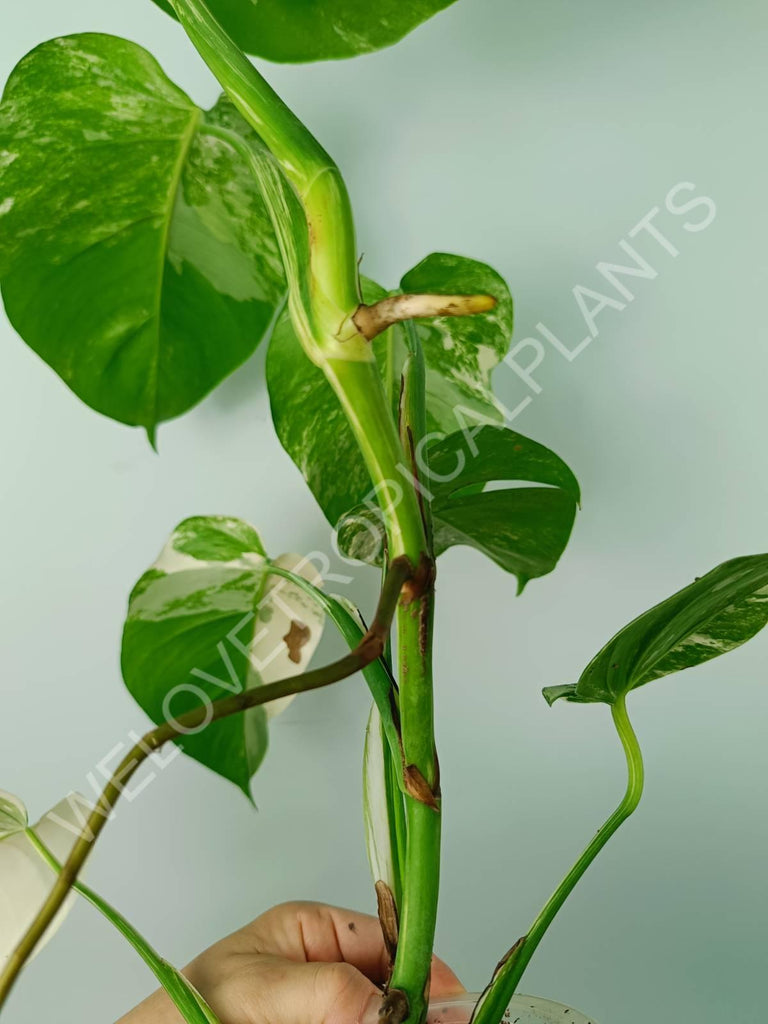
<box><xmin>2</xmin><ymin>1</ymin><xmax>768</xmax><ymax>1022</ymax></box>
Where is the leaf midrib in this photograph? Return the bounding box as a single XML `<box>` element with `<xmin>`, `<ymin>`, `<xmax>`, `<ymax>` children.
<box><xmin>146</xmin><ymin>104</ymin><xmax>202</xmax><ymax>436</ymax></box>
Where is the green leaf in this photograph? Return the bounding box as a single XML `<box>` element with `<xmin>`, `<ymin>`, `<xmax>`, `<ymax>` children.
<box><xmin>121</xmin><ymin>516</ymin><xmax>324</xmax><ymax>795</ymax></box>
<box><xmin>430</xmin><ymin>425</ymin><xmax>579</xmax><ymax>590</ymax></box>
<box><xmin>266</xmin><ymin>254</ymin><xmax>513</xmax><ymax>527</ymax></box>
<box><xmin>0</xmin><ymin>35</ymin><xmax>285</xmax><ymax>439</ymax></box>
<box><xmin>544</xmin><ymin>554</ymin><xmax>768</xmax><ymax>707</ymax></box>
<box><xmin>338</xmin><ymin>425</ymin><xmax>579</xmax><ymax>590</ymax></box>
<box><xmin>433</xmin><ymin>487</ymin><xmax>577</xmax><ymax>593</ymax></box>
<box><xmin>151</xmin><ymin>0</ymin><xmax>458</xmax><ymax>63</ymax></box>
<box><xmin>428</xmin><ymin>425</ymin><xmax>581</xmax><ymax>504</ymax></box>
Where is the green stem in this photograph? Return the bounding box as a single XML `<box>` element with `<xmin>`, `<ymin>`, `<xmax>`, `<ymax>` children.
<box><xmin>163</xmin><ymin>9</ymin><xmax>438</xmax><ymax>1022</ymax></box>
<box><xmin>167</xmin><ymin>0</ymin><xmax>359</xmax><ymax>328</ymax></box>
<box><xmin>25</xmin><ymin>832</ymin><xmax>220</xmax><ymax>1023</ymax></box>
<box><xmin>472</xmin><ymin>695</ymin><xmax>644</xmax><ymax>1024</ymax></box>
<box><xmin>0</xmin><ymin>559</ymin><xmax>412</xmax><ymax>1011</ymax></box>
<box><xmin>386</xmin><ymin>328</ymin><xmax>441</xmax><ymax>1024</ymax></box>
<box><xmin>324</xmin><ymin>357</ymin><xmax>426</xmax><ymax>561</ymax></box>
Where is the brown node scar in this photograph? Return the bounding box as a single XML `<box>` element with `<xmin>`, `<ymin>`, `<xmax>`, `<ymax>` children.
<box><xmin>353</xmin><ymin>292</ymin><xmax>497</xmax><ymax>341</ymax></box>
<box><xmin>283</xmin><ymin>619</ymin><xmax>311</xmax><ymax>663</ymax></box>
<box><xmin>404</xmin><ymin>764</ymin><xmax>440</xmax><ymax>811</ymax></box>
<box><xmin>378</xmin><ymin>987</ymin><xmax>410</xmax><ymax>1024</ymax></box>
<box><xmin>400</xmin><ymin>553</ymin><xmax>436</xmax><ymax>607</ymax></box>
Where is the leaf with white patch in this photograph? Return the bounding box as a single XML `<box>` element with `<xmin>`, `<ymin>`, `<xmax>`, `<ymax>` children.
<box><xmin>0</xmin><ymin>793</ymin><xmax>88</xmax><ymax>966</ymax></box>
<box><xmin>399</xmin><ymin>253</ymin><xmax>514</xmax><ymax>435</ymax></box>
<box><xmin>0</xmin><ymin>35</ymin><xmax>285</xmax><ymax>440</ymax></box>
<box><xmin>544</xmin><ymin>554</ymin><xmax>768</xmax><ymax>706</ymax></box>
<box><xmin>0</xmin><ymin>791</ymin><xmax>28</xmax><ymax>839</ymax></box>
<box><xmin>121</xmin><ymin>516</ymin><xmax>324</xmax><ymax>796</ymax></box>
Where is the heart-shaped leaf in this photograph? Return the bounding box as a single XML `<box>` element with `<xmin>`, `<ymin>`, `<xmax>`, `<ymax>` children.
<box><xmin>121</xmin><ymin>517</ymin><xmax>324</xmax><ymax>795</ymax></box>
<box><xmin>0</xmin><ymin>35</ymin><xmax>285</xmax><ymax>440</ymax></box>
<box><xmin>544</xmin><ymin>554</ymin><xmax>768</xmax><ymax>706</ymax></box>
<box><xmin>151</xmin><ymin>0</ymin><xmax>458</xmax><ymax>63</ymax></box>
<box><xmin>266</xmin><ymin>254</ymin><xmax>514</xmax><ymax>527</ymax></box>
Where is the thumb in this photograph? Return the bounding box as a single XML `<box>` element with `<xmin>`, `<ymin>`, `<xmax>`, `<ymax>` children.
<box><xmin>257</xmin><ymin>959</ymin><xmax>382</xmax><ymax>1024</ymax></box>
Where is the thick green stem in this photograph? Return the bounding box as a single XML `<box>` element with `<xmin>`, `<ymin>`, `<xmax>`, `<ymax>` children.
<box><xmin>472</xmin><ymin>695</ymin><xmax>644</xmax><ymax>1024</ymax></box>
<box><xmin>324</xmin><ymin>357</ymin><xmax>426</xmax><ymax>562</ymax></box>
<box><xmin>155</xmin><ymin>9</ymin><xmax>440</xmax><ymax>1022</ymax></box>
<box><xmin>386</xmin><ymin>329</ymin><xmax>441</xmax><ymax>1024</ymax></box>
<box><xmin>390</xmin><ymin>594</ymin><xmax>440</xmax><ymax>1024</ymax></box>
<box><xmin>167</xmin><ymin>0</ymin><xmax>359</xmax><ymax>330</ymax></box>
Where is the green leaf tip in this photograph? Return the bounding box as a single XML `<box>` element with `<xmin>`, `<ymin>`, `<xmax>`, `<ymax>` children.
<box><xmin>541</xmin><ymin>683</ymin><xmax>591</xmax><ymax>706</ymax></box>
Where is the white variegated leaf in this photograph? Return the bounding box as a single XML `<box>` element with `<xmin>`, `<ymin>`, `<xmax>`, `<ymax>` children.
<box><xmin>363</xmin><ymin>705</ymin><xmax>395</xmax><ymax>890</ymax></box>
<box><xmin>0</xmin><ymin>791</ymin><xmax>28</xmax><ymax>839</ymax></box>
<box><xmin>0</xmin><ymin>793</ymin><xmax>90</xmax><ymax>966</ymax></box>
<box><xmin>122</xmin><ymin>516</ymin><xmax>325</xmax><ymax>795</ymax></box>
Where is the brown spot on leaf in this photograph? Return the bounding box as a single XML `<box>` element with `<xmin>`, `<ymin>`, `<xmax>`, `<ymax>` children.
<box><xmin>283</xmin><ymin>619</ymin><xmax>311</xmax><ymax>664</ymax></box>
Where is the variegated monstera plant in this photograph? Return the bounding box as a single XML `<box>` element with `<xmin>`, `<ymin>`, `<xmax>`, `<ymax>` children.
<box><xmin>1</xmin><ymin>2</ymin><xmax>767</xmax><ymax>1023</ymax></box>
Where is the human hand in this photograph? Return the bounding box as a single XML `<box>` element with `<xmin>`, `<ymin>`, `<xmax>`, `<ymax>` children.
<box><xmin>117</xmin><ymin>901</ymin><xmax>465</xmax><ymax>1024</ymax></box>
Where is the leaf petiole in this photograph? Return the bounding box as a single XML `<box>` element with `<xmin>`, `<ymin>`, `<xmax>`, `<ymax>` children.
<box><xmin>472</xmin><ymin>694</ymin><xmax>644</xmax><ymax>1024</ymax></box>
<box><xmin>25</xmin><ymin>830</ymin><xmax>221</xmax><ymax>1024</ymax></box>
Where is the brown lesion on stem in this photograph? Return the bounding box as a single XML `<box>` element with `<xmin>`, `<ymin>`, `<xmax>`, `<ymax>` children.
<box><xmin>375</xmin><ymin>880</ymin><xmax>400</xmax><ymax>967</ymax></box>
<box><xmin>403</xmin><ymin>763</ymin><xmax>440</xmax><ymax>811</ymax></box>
<box><xmin>353</xmin><ymin>292</ymin><xmax>497</xmax><ymax>341</ymax></box>
<box><xmin>0</xmin><ymin>556</ymin><xmax>416</xmax><ymax>1012</ymax></box>
<box><xmin>400</xmin><ymin>552</ymin><xmax>436</xmax><ymax>607</ymax></box>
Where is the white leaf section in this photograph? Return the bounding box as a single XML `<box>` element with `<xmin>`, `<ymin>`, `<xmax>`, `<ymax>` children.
<box><xmin>0</xmin><ymin>793</ymin><xmax>92</xmax><ymax>966</ymax></box>
<box><xmin>362</xmin><ymin>704</ymin><xmax>395</xmax><ymax>890</ymax></box>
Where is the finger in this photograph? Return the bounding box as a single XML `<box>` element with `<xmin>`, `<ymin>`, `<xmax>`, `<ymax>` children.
<box><xmin>229</xmin><ymin>902</ymin><xmax>391</xmax><ymax>984</ymax></box>
<box><xmin>429</xmin><ymin>953</ymin><xmax>466</xmax><ymax>997</ymax></box>
<box><xmin>228</xmin><ymin>956</ymin><xmax>381</xmax><ymax>1024</ymax></box>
